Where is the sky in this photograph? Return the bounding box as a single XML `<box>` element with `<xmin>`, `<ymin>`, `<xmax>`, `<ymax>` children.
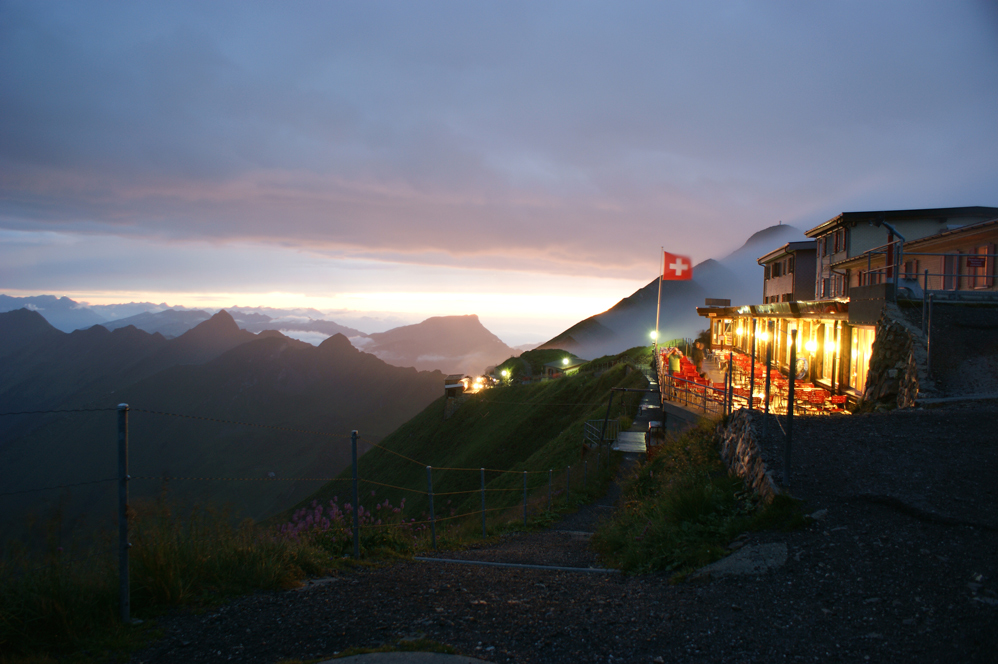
<box><xmin>2</xmin><ymin>1</ymin><xmax>997</xmax><ymax>345</ymax></box>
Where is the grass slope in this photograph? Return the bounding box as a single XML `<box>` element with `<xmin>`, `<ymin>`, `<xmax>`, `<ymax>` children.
<box><xmin>295</xmin><ymin>355</ymin><xmax>651</xmax><ymax>528</ymax></box>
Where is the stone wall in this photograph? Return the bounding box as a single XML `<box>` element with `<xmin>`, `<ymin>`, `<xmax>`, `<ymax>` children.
<box><xmin>717</xmin><ymin>410</ymin><xmax>781</xmax><ymax>503</ymax></box>
<box><xmin>863</xmin><ymin>303</ymin><xmax>936</xmax><ymax>408</ymax></box>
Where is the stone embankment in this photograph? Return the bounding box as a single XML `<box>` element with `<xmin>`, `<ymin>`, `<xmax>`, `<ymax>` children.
<box><xmin>716</xmin><ymin>409</ymin><xmax>780</xmax><ymax>503</ymax></box>
<box><xmin>863</xmin><ymin>302</ymin><xmax>936</xmax><ymax>408</ymax></box>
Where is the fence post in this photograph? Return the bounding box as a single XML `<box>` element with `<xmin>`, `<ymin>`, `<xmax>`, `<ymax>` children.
<box><xmin>922</xmin><ymin>269</ymin><xmax>929</xmax><ymax>335</ymax></box>
<box><xmin>926</xmin><ymin>293</ymin><xmax>934</xmax><ymax>378</ymax></box>
<box><xmin>548</xmin><ymin>469</ymin><xmax>553</xmax><ymax>511</ymax></box>
<box><xmin>749</xmin><ymin>319</ymin><xmax>757</xmax><ymax>412</ymax></box>
<box><xmin>477</xmin><ymin>467</ymin><xmax>486</xmax><ymax>539</ymax></box>
<box><xmin>763</xmin><ymin>322</ymin><xmax>773</xmax><ymax>439</ymax></box>
<box><xmin>786</xmin><ymin>330</ymin><xmax>796</xmax><ymax>492</ymax></box>
<box><xmin>427</xmin><ymin>466</ymin><xmax>436</xmax><ymax>549</ymax></box>
<box><xmin>522</xmin><ymin>471</ymin><xmax>528</xmax><ymax>526</ymax></box>
<box><xmin>117</xmin><ymin>403</ymin><xmax>130</xmax><ymax>624</ymax></box>
<box><xmin>350</xmin><ymin>430</ymin><xmax>360</xmax><ymax>558</ymax></box>
<box><xmin>726</xmin><ymin>351</ymin><xmax>733</xmax><ymax>416</ymax></box>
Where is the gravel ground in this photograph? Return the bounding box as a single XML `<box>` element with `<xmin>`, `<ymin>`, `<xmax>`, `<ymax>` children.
<box><xmin>130</xmin><ymin>403</ymin><xmax>998</xmax><ymax>664</ymax></box>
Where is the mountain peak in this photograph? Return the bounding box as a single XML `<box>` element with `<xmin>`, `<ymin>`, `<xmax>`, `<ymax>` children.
<box><xmin>318</xmin><ymin>333</ymin><xmax>358</xmax><ymax>354</ymax></box>
<box><xmin>181</xmin><ymin>310</ymin><xmax>240</xmax><ymax>338</ymax></box>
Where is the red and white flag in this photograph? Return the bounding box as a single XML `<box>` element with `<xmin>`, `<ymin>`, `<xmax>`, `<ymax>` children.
<box><xmin>662</xmin><ymin>251</ymin><xmax>693</xmax><ymax>281</ymax></box>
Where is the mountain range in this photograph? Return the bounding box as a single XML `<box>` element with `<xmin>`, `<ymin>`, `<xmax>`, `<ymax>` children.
<box><xmin>0</xmin><ymin>309</ymin><xmax>446</xmax><ymax>537</ymax></box>
<box><xmin>538</xmin><ymin>223</ymin><xmax>807</xmax><ymax>358</ymax></box>
<box><xmin>0</xmin><ymin>296</ymin><xmax>517</xmax><ymax>376</ymax></box>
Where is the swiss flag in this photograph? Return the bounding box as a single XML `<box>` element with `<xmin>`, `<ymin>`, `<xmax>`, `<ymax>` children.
<box><xmin>662</xmin><ymin>251</ymin><xmax>693</xmax><ymax>281</ymax></box>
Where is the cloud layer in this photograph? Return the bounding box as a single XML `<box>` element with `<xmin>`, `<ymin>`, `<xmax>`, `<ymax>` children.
<box><xmin>2</xmin><ymin>1</ymin><xmax>996</xmax><ymax>280</ymax></box>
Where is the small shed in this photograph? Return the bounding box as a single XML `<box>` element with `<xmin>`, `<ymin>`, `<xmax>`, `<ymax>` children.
<box><xmin>444</xmin><ymin>374</ymin><xmax>467</xmax><ymax>399</ymax></box>
<box><xmin>542</xmin><ymin>355</ymin><xmax>588</xmax><ymax>378</ymax></box>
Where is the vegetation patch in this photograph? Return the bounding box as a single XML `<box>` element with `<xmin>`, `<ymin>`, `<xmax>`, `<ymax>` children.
<box><xmin>0</xmin><ymin>497</ymin><xmax>336</xmax><ymax>662</ymax></box>
<box><xmin>592</xmin><ymin>418</ymin><xmax>805</xmax><ymax>577</ymax></box>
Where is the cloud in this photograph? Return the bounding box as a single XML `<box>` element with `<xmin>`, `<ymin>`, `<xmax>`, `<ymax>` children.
<box><xmin>1</xmin><ymin>0</ymin><xmax>996</xmax><ymax>279</ymax></box>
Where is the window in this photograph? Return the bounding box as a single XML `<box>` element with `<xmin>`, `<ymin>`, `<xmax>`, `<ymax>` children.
<box><xmin>903</xmin><ymin>259</ymin><xmax>919</xmax><ymax>280</ymax></box>
<box><xmin>764</xmin><ymin>264</ymin><xmax>771</xmax><ymax>280</ymax></box>
<box><xmin>788</xmin><ymin>255</ymin><xmax>795</xmax><ymax>274</ymax></box>
<box><xmin>969</xmin><ymin>245</ymin><xmax>994</xmax><ymax>289</ymax></box>
<box><xmin>821</xmin><ymin>323</ymin><xmax>838</xmax><ymax>382</ymax></box>
<box><xmin>944</xmin><ymin>252</ymin><xmax>961</xmax><ymax>290</ymax></box>
<box><xmin>849</xmin><ymin>327</ymin><xmax>875</xmax><ymax>393</ymax></box>
<box><xmin>772</xmin><ymin>261</ymin><xmax>781</xmax><ymax>278</ymax></box>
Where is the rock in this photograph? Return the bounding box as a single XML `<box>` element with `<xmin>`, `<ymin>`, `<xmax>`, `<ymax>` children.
<box><xmin>809</xmin><ymin>509</ymin><xmax>829</xmax><ymax>521</ymax></box>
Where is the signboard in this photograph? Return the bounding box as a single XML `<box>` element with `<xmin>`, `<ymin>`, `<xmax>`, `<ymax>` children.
<box><xmin>967</xmin><ymin>256</ymin><xmax>987</xmax><ymax>268</ymax></box>
<box><xmin>705</xmin><ymin>298</ymin><xmax>731</xmax><ymax>306</ymax></box>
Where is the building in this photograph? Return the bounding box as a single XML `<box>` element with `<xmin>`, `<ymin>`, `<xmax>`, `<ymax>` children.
<box><xmin>543</xmin><ymin>355</ymin><xmax>588</xmax><ymax>379</ymax></box>
<box><xmin>699</xmin><ymin>206</ymin><xmax>998</xmax><ymax>405</ymax></box>
<box><xmin>804</xmin><ymin>206</ymin><xmax>998</xmax><ymax>300</ymax></box>
<box><xmin>835</xmin><ymin>217</ymin><xmax>998</xmax><ymax>295</ymax></box>
<box><xmin>758</xmin><ymin>241</ymin><xmax>817</xmax><ymax>303</ymax></box>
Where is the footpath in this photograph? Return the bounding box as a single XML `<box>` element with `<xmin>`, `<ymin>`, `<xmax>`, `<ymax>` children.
<box><xmin>130</xmin><ymin>396</ymin><xmax>998</xmax><ymax>664</ymax></box>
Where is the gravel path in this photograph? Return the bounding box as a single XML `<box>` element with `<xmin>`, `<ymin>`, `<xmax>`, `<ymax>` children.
<box><xmin>130</xmin><ymin>403</ymin><xmax>998</xmax><ymax>664</ymax></box>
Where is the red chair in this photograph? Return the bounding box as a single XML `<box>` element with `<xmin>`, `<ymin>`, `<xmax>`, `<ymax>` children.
<box><xmin>827</xmin><ymin>394</ymin><xmax>848</xmax><ymax>413</ymax></box>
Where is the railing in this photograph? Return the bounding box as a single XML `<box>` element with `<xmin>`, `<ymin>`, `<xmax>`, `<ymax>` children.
<box><xmin>854</xmin><ymin>246</ymin><xmax>996</xmax><ymax>297</ymax></box>
<box><xmin>1</xmin><ymin>401</ymin><xmax>615</xmax><ymax>623</ymax></box>
<box><xmin>583</xmin><ymin>418</ymin><xmax>618</xmax><ymax>447</ymax></box>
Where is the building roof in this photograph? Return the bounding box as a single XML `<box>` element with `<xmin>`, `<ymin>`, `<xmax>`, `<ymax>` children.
<box><xmin>757</xmin><ymin>241</ymin><xmax>816</xmax><ymax>265</ymax></box>
<box><xmin>903</xmin><ymin>217</ymin><xmax>998</xmax><ymax>249</ymax></box>
<box><xmin>543</xmin><ymin>356</ymin><xmax>588</xmax><ymax>371</ymax></box>
<box><xmin>696</xmin><ymin>299</ymin><xmax>848</xmax><ymax>320</ymax></box>
<box><xmin>804</xmin><ymin>206</ymin><xmax>998</xmax><ymax>238</ymax></box>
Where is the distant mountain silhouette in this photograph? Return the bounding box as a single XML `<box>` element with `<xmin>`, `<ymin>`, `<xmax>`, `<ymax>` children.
<box><xmin>362</xmin><ymin>314</ymin><xmax>516</xmax><ymax>375</ymax></box>
<box><xmin>0</xmin><ymin>308</ymin><xmax>63</xmax><ymax>359</ymax></box>
<box><xmin>0</xmin><ymin>294</ymin><xmax>107</xmax><ymax>332</ymax></box>
<box><xmin>97</xmin><ymin>306</ymin><xmax>367</xmax><ymax>340</ymax></box>
<box><xmin>0</xmin><ymin>310</ymin><xmax>445</xmax><ymax>537</ymax></box>
<box><xmin>102</xmin><ymin>309</ymin><xmax>213</xmax><ymax>338</ymax></box>
<box><xmin>539</xmin><ymin>224</ymin><xmax>807</xmax><ymax>358</ymax></box>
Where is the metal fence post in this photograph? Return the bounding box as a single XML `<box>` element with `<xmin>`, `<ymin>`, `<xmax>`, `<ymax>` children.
<box><xmin>427</xmin><ymin>466</ymin><xmax>436</xmax><ymax>549</ymax></box>
<box><xmin>480</xmin><ymin>468</ymin><xmax>486</xmax><ymax>538</ymax></box>
<box><xmin>726</xmin><ymin>351</ymin><xmax>733</xmax><ymax>415</ymax></box>
<box><xmin>764</xmin><ymin>322</ymin><xmax>773</xmax><ymax>438</ymax></box>
<box><xmin>351</xmin><ymin>430</ymin><xmax>360</xmax><ymax>558</ymax></box>
<box><xmin>548</xmin><ymin>469</ymin><xmax>553</xmax><ymax>511</ymax></box>
<box><xmin>522</xmin><ymin>471</ymin><xmax>528</xmax><ymax>526</ymax></box>
<box><xmin>117</xmin><ymin>403</ymin><xmax>130</xmax><ymax>624</ymax></box>
<box><xmin>786</xmin><ymin>330</ymin><xmax>796</xmax><ymax>492</ymax></box>
<box><xmin>922</xmin><ymin>269</ymin><xmax>929</xmax><ymax>335</ymax></box>
<box><xmin>926</xmin><ymin>293</ymin><xmax>934</xmax><ymax>378</ymax></box>
<box><xmin>749</xmin><ymin>319</ymin><xmax>757</xmax><ymax>412</ymax></box>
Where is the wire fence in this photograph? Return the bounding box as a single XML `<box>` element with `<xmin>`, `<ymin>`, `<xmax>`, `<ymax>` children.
<box><xmin>1</xmin><ymin>401</ymin><xmax>614</xmax><ymax>621</ymax></box>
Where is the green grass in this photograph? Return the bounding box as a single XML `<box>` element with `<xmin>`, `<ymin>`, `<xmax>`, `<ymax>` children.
<box><xmin>291</xmin><ymin>355</ymin><xmax>649</xmax><ymax>537</ymax></box>
<box><xmin>591</xmin><ymin>418</ymin><xmax>806</xmax><ymax>577</ymax></box>
<box><xmin>1</xmin><ymin>347</ymin><xmax>653</xmax><ymax>662</ymax></box>
<box><xmin>0</xmin><ymin>497</ymin><xmax>337</xmax><ymax>662</ymax></box>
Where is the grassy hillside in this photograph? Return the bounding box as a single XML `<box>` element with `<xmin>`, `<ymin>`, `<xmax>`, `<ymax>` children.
<box><xmin>295</xmin><ymin>353</ymin><xmax>651</xmax><ymax>529</ymax></box>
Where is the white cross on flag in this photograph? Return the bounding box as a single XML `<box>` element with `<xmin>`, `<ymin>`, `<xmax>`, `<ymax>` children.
<box><xmin>662</xmin><ymin>251</ymin><xmax>693</xmax><ymax>281</ymax></box>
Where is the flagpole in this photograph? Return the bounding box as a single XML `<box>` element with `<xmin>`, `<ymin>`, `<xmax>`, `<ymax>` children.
<box><xmin>654</xmin><ymin>246</ymin><xmax>663</xmax><ymax>353</ymax></box>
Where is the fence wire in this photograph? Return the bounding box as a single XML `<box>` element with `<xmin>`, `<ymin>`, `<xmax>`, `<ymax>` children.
<box><xmin>0</xmin><ymin>477</ymin><xmax>117</xmax><ymax>498</ymax></box>
<box><xmin>0</xmin><ymin>407</ymin><xmax>117</xmax><ymax>416</ymax></box>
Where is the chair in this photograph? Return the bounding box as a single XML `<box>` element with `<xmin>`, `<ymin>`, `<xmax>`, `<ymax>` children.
<box><xmin>827</xmin><ymin>394</ymin><xmax>848</xmax><ymax>413</ymax></box>
<box><xmin>807</xmin><ymin>389</ymin><xmax>829</xmax><ymax>413</ymax></box>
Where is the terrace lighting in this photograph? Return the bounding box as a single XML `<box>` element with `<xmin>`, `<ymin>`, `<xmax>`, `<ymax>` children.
<box><xmin>758</xmin><ymin>331</ymin><xmax>769</xmax><ymax>342</ymax></box>
<box><xmin>501</xmin><ymin>369</ymin><xmax>509</xmax><ymax>378</ymax></box>
<box><xmin>562</xmin><ymin>358</ymin><xmax>569</xmax><ymax>366</ymax></box>
<box><xmin>805</xmin><ymin>339</ymin><xmax>818</xmax><ymax>354</ymax></box>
